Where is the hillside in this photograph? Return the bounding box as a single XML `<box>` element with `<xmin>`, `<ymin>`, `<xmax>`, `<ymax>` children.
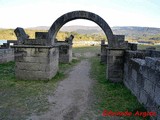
<box><xmin>28</xmin><ymin>25</ymin><xmax>160</xmax><ymax>39</ymax></box>
<box><xmin>0</xmin><ymin>26</ymin><xmax>160</xmax><ymax>43</ymax></box>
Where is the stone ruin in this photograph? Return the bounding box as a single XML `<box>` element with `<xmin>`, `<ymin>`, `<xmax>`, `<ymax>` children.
<box><xmin>10</xmin><ymin>10</ymin><xmax>160</xmax><ymax>119</ymax></box>
<box><xmin>0</xmin><ymin>40</ymin><xmax>17</xmax><ymax>63</ymax></box>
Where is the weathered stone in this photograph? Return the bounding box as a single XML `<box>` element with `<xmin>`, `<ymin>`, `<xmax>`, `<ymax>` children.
<box><xmin>0</xmin><ymin>49</ymin><xmax>14</xmax><ymax>63</ymax></box>
<box><xmin>145</xmin><ymin>57</ymin><xmax>157</xmax><ymax>69</ymax></box>
<box><xmin>65</xmin><ymin>35</ymin><xmax>74</xmax><ymax>45</ymax></box>
<box><xmin>146</xmin><ymin>47</ymin><xmax>156</xmax><ymax>50</ymax></box>
<box><xmin>13</xmin><ymin>46</ymin><xmax>59</xmax><ymax>80</ymax></box>
<box><xmin>155</xmin><ymin>85</ymin><xmax>160</xmax><ymax>105</ymax></box>
<box><xmin>107</xmin><ymin>49</ymin><xmax>124</xmax><ymax>82</ymax></box>
<box><xmin>144</xmin><ymin>79</ymin><xmax>155</xmax><ymax>99</ymax></box>
<box><xmin>14</xmin><ymin>27</ymin><xmax>29</xmax><ymax>44</ymax></box>
<box><xmin>57</xmin><ymin>43</ymin><xmax>72</xmax><ymax>63</ymax></box>
<box><xmin>100</xmin><ymin>45</ymin><xmax>108</xmax><ymax>64</ymax></box>
<box><xmin>23</xmin><ymin>39</ymin><xmax>47</xmax><ymax>45</ymax></box>
<box><xmin>35</xmin><ymin>32</ymin><xmax>48</xmax><ymax>39</ymax></box>
<box><xmin>128</xmin><ymin>43</ymin><xmax>137</xmax><ymax>50</ymax></box>
<box><xmin>131</xmin><ymin>69</ymin><xmax>137</xmax><ymax>82</ymax></box>
<box><xmin>101</xmin><ymin>40</ymin><xmax>105</xmax><ymax>45</ymax></box>
<box><xmin>47</xmin><ymin>10</ymin><xmax>115</xmax><ymax>47</ymax></box>
<box><xmin>139</xmin><ymin>90</ymin><xmax>148</xmax><ymax>105</ymax></box>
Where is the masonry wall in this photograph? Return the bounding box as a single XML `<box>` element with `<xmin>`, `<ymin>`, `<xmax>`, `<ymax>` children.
<box><xmin>124</xmin><ymin>50</ymin><xmax>160</xmax><ymax>120</ymax></box>
<box><xmin>0</xmin><ymin>49</ymin><xmax>14</xmax><ymax>63</ymax></box>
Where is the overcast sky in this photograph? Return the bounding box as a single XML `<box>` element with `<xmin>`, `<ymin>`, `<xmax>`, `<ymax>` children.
<box><xmin>0</xmin><ymin>0</ymin><xmax>160</xmax><ymax>28</ymax></box>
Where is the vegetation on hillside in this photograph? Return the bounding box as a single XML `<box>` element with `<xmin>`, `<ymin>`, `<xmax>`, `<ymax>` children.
<box><xmin>1</xmin><ymin>27</ymin><xmax>160</xmax><ymax>44</ymax></box>
<box><xmin>0</xmin><ymin>29</ymin><xmax>106</xmax><ymax>41</ymax></box>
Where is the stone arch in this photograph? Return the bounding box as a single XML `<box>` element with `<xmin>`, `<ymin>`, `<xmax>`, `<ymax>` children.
<box><xmin>47</xmin><ymin>10</ymin><xmax>114</xmax><ymax>47</ymax></box>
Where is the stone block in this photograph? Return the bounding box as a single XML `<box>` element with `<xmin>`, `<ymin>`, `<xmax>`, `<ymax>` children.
<box><xmin>128</xmin><ymin>43</ymin><xmax>137</xmax><ymax>51</ymax></box>
<box><xmin>144</xmin><ymin>79</ymin><xmax>155</xmax><ymax>99</ymax></box>
<box><xmin>137</xmin><ymin>73</ymin><xmax>144</xmax><ymax>88</ymax></box>
<box><xmin>145</xmin><ymin>57</ymin><xmax>157</xmax><ymax>69</ymax></box>
<box><xmin>14</xmin><ymin>46</ymin><xmax>59</xmax><ymax>80</ymax></box>
<box><xmin>156</xmin><ymin>73</ymin><xmax>160</xmax><ymax>87</ymax></box>
<box><xmin>156</xmin><ymin>59</ymin><xmax>160</xmax><ymax>72</ymax></box>
<box><xmin>107</xmin><ymin>49</ymin><xmax>124</xmax><ymax>82</ymax></box>
<box><xmin>35</xmin><ymin>32</ymin><xmax>48</xmax><ymax>39</ymax></box>
<box><xmin>154</xmin><ymin>85</ymin><xmax>160</xmax><ymax>105</ymax></box>
<box><xmin>141</xmin><ymin>66</ymin><xmax>149</xmax><ymax>79</ymax></box>
<box><xmin>151</xmin><ymin>50</ymin><xmax>160</xmax><ymax>57</ymax></box>
<box><xmin>14</xmin><ymin>27</ymin><xmax>29</xmax><ymax>44</ymax></box>
<box><xmin>139</xmin><ymin>90</ymin><xmax>148</xmax><ymax>105</ymax></box>
<box><xmin>15</xmin><ymin>69</ymin><xmax>57</xmax><ymax>80</ymax></box>
<box><xmin>133</xmin><ymin>83</ymin><xmax>141</xmax><ymax>98</ymax></box>
<box><xmin>58</xmin><ymin>44</ymin><xmax>72</xmax><ymax>63</ymax></box>
<box><xmin>107</xmin><ymin>49</ymin><xmax>124</xmax><ymax>56</ymax></box>
<box><xmin>131</xmin><ymin>69</ymin><xmax>137</xmax><ymax>82</ymax></box>
<box><xmin>15</xmin><ymin>62</ymin><xmax>56</xmax><ymax>71</ymax></box>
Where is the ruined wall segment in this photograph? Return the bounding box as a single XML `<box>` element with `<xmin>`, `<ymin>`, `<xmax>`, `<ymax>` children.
<box><xmin>124</xmin><ymin>50</ymin><xmax>160</xmax><ymax>120</ymax></box>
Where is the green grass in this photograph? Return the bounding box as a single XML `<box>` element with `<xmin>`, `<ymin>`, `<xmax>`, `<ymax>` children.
<box><xmin>89</xmin><ymin>57</ymin><xmax>149</xmax><ymax>120</ymax></box>
<box><xmin>73</xmin><ymin>45</ymin><xmax>100</xmax><ymax>54</ymax></box>
<box><xmin>0</xmin><ymin>59</ymin><xmax>79</xmax><ymax>120</ymax></box>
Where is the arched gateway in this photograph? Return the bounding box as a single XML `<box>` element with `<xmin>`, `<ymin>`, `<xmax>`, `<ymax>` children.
<box><xmin>13</xmin><ymin>10</ymin><xmax>128</xmax><ymax>82</ymax></box>
<box><xmin>47</xmin><ymin>10</ymin><xmax>114</xmax><ymax>47</ymax></box>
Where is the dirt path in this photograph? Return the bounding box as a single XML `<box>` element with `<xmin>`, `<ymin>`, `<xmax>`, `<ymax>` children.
<box><xmin>28</xmin><ymin>59</ymin><xmax>92</xmax><ymax>120</ymax></box>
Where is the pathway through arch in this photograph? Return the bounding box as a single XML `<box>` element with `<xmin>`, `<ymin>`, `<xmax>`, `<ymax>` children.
<box><xmin>28</xmin><ymin>59</ymin><xmax>92</xmax><ymax>120</ymax></box>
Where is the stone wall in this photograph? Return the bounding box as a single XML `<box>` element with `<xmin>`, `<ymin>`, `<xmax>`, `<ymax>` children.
<box><xmin>0</xmin><ymin>49</ymin><xmax>14</xmax><ymax>63</ymax></box>
<box><xmin>124</xmin><ymin>50</ymin><xmax>160</xmax><ymax>120</ymax></box>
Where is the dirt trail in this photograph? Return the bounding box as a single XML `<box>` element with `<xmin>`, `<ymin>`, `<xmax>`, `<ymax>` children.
<box><xmin>28</xmin><ymin>59</ymin><xmax>92</xmax><ymax>120</ymax></box>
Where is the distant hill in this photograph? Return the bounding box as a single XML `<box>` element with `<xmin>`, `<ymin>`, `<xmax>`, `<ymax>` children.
<box><xmin>27</xmin><ymin>26</ymin><xmax>49</xmax><ymax>30</ymax></box>
<box><xmin>1</xmin><ymin>25</ymin><xmax>160</xmax><ymax>41</ymax></box>
<box><xmin>27</xmin><ymin>25</ymin><xmax>160</xmax><ymax>37</ymax></box>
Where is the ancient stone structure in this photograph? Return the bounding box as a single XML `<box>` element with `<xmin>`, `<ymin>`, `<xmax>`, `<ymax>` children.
<box><xmin>57</xmin><ymin>35</ymin><xmax>74</xmax><ymax>63</ymax></box>
<box><xmin>12</xmin><ymin>28</ymin><xmax>59</xmax><ymax>80</ymax></box>
<box><xmin>48</xmin><ymin>10</ymin><xmax>128</xmax><ymax>82</ymax></box>
<box><xmin>0</xmin><ymin>49</ymin><xmax>14</xmax><ymax>63</ymax></box>
<box><xmin>12</xmin><ymin>10</ymin><xmax>128</xmax><ymax>82</ymax></box>
<box><xmin>47</xmin><ymin>11</ymin><xmax>114</xmax><ymax>47</ymax></box>
<box><xmin>124</xmin><ymin>49</ymin><xmax>160</xmax><ymax>120</ymax></box>
<box><xmin>4</xmin><ymin>10</ymin><xmax>160</xmax><ymax>119</ymax></box>
<box><xmin>100</xmin><ymin>40</ymin><xmax>108</xmax><ymax>64</ymax></box>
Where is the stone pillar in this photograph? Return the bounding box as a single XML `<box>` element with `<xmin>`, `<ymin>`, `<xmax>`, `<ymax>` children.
<box><xmin>58</xmin><ymin>43</ymin><xmax>72</xmax><ymax>63</ymax></box>
<box><xmin>12</xmin><ymin>45</ymin><xmax>59</xmax><ymax>80</ymax></box>
<box><xmin>100</xmin><ymin>40</ymin><xmax>108</xmax><ymax>64</ymax></box>
<box><xmin>106</xmin><ymin>48</ymin><xmax>124</xmax><ymax>82</ymax></box>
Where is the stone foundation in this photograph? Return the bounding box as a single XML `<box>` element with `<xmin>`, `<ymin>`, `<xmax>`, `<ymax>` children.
<box><xmin>13</xmin><ymin>45</ymin><xmax>59</xmax><ymax>80</ymax></box>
